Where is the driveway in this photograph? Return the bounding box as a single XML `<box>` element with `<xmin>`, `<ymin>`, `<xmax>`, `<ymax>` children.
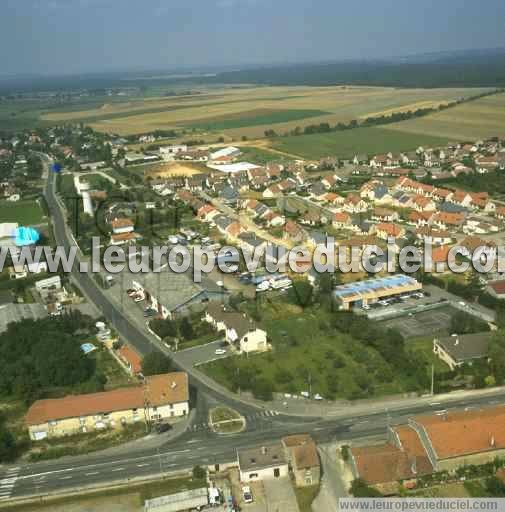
<box><xmin>176</xmin><ymin>339</ymin><xmax>233</xmax><ymax>367</ymax></box>
<box><xmin>312</xmin><ymin>443</ymin><xmax>349</xmax><ymax>512</ymax></box>
<box><xmin>263</xmin><ymin>477</ymin><xmax>299</xmax><ymax>512</ymax></box>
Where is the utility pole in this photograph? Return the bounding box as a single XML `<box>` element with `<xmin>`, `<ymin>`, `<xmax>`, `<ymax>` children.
<box><xmin>157</xmin><ymin>447</ymin><xmax>163</xmax><ymax>475</ymax></box>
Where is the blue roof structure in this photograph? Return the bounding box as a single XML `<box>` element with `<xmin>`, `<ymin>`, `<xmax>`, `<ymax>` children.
<box><xmin>334</xmin><ymin>274</ymin><xmax>418</xmax><ymax>298</ymax></box>
<box><xmin>13</xmin><ymin>226</ymin><xmax>40</xmax><ymax>246</ymax></box>
<box><xmin>80</xmin><ymin>343</ymin><xmax>97</xmax><ymax>355</ymax></box>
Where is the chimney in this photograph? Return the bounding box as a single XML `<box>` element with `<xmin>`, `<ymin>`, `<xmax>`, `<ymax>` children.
<box><xmin>171</xmin><ymin>381</ymin><xmax>177</xmax><ymax>389</ymax></box>
<box><xmin>261</xmin><ymin>446</ymin><xmax>267</xmax><ymax>455</ymax></box>
<box><xmin>490</xmin><ymin>435</ymin><xmax>496</xmax><ymax>448</ymax></box>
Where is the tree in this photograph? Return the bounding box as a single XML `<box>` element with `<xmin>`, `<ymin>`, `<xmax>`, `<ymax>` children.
<box><xmin>350</xmin><ymin>479</ymin><xmax>383</xmax><ymax>497</ymax></box>
<box><xmin>150</xmin><ymin>318</ymin><xmax>178</xmax><ymax>339</ymax></box>
<box><xmin>179</xmin><ymin>317</ymin><xmax>194</xmax><ymax>341</ymax></box>
<box><xmin>289</xmin><ymin>279</ymin><xmax>313</xmax><ymax>308</ymax></box>
<box><xmin>0</xmin><ymin>427</ymin><xmax>17</xmax><ymax>463</ymax></box>
<box><xmin>192</xmin><ymin>465</ymin><xmax>207</xmax><ymax>480</ymax></box>
<box><xmin>141</xmin><ymin>351</ymin><xmax>173</xmax><ymax>376</ymax></box>
<box><xmin>251</xmin><ymin>377</ymin><xmax>274</xmax><ymax>401</ymax></box>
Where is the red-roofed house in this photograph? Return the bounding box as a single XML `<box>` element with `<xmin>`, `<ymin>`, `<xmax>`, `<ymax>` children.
<box><xmin>375</xmin><ymin>223</ymin><xmax>405</xmax><ymax>240</ymax></box>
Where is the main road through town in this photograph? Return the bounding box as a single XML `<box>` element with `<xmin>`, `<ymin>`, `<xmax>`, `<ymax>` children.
<box><xmin>1</xmin><ymin>156</ymin><xmax>503</xmax><ymax>504</ymax></box>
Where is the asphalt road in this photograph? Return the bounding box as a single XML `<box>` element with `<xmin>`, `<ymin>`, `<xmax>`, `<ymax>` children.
<box><xmin>1</xmin><ymin>155</ymin><xmax>501</xmax><ymax>504</ymax></box>
<box><xmin>3</xmin><ymin>391</ymin><xmax>505</xmax><ymax>502</ymax></box>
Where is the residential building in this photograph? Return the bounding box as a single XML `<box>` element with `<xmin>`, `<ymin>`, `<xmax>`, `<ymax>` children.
<box><xmin>25</xmin><ymin>373</ymin><xmax>189</xmax><ymax>441</ymax></box>
<box><xmin>433</xmin><ymin>332</ymin><xmax>491</xmax><ymax>370</ymax></box>
<box><xmin>282</xmin><ymin>434</ymin><xmax>320</xmax><ymax>487</ymax></box>
<box><xmin>238</xmin><ymin>443</ymin><xmax>289</xmax><ymax>482</ymax></box>
<box><xmin>117</xmin><ymin>344</ymin><xmax>143</xmax><ymax>376</ymax></box>
<box><xmin>487</xmin><ymin>280</ymin><xmax>505</xmax><ymax>299</ymax></box>
<box><xmin>204</xmin><ymin>302</ymin><xmax>268</xmax><ymax>354</ymax></box>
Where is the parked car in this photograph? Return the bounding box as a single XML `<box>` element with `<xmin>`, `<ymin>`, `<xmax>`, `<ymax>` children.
<box><xmin>155</xmin><ymin>422</ymin><xmax>172</xmax><ymax>434</ymax></box>
<box><xmin>215</xmin><ymin>348</ymin><xmax>227</xmax><ymax>355</ymax></box>
<box><xmin>242</xmin><ymin>486</ymin><xmax>253</xmax><ymax>504</ymax></box>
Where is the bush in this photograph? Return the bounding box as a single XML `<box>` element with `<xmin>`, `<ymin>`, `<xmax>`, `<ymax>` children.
<box><xmin>251</xmin><ymin>378</ymin><xmax>274</xmax><ymax>401</ymax></box>
<box><xmin>192</xmin><ymin>465</ymin><xmax>206</xmax><ymax>480</ymax></box>
<box><xmin>141</xmin><ymin>351</ymin><xmax>173</xmax><ymax>376</ymax></box>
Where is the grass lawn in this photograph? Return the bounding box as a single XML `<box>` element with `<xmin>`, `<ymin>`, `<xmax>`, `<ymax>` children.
<box><xmin>201</xmin><ymin>299</ymin><xmax>425</xmax><ymax>400</ymax></box>
<box><xmin>294</xmin><ymin>484</ymin><xmax>320</xmax><ymax>512</ymax></box>
<box><xmin>210</xmin><ymin>406</ymin><xmax>241</xmax><ymax>423</ymax></box>
<box><xmin>239</xmin><ymin>145</ymin><xmax>285</xmax><ymax>164</ymax></box>
<box><xmin>0</xmin><ymin>199</ymin><xmax>45</xmax><ymax>225</ymax></box>
<box><xmin>91</xmin><ymin>345</ymin><xmax>136</xmax><ymax>390</ymax></box>
<box><xmin>407</xmin><ymin>336</ymin><xmax>449</xmax><ymax>374</ymax></box>
<box><xmin>271</xmin><ymin>126</ymin><xmax>450</xmax><ymax>159</ymax></box>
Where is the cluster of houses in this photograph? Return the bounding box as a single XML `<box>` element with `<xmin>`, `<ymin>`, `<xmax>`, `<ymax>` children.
<box><xmin>355</xmin><ymin>139</ymin><xmax>505</xmax><ymax>178</ymax></box>
<box><xmin>348</xmin><ymin>403</ymin><xmax>505</xmax><ymax>495</ymax></box>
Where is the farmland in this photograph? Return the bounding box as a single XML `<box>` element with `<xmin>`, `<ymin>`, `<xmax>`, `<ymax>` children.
<box><xmin>382</xmin><ymin>92</ymin><xmax>505</xmax><ymax>140</ymax></box>
<box><xmin>36</xmin><ymin>85</ymin><xmax>490</xmax><ymax>137</ymax></box>
<box><xmin>270</xmin><ymin>126</ymin><xmax>450</xmax><ymax>159</ymax></box>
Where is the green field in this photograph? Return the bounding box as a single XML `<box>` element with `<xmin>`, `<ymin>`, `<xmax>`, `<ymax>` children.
<box><xmin>383</xmin><ymin>92</ymin><xmax>505</xmax><ymax>140</ymax></box>
<box><xmin>31</xmin><ymin>85</ymin><xmax>488</xmax><ymax>137</ymax></box>
<box><xmin>0</xmin><ymin>199</ymin><xmax>45</xmax><ymax>225</ymax></box>
<box><xmin>271</xmin><ymin>126</ymin><xmax>451</xmax><ymax>159</ymax></box>
<box><xmin>187</xmin><ymin>108</ymin><xmax>331</xmax><ymax>130</ymax></box>
<box><xmin>201</xmin><ymin>300</ymin><xmax>432</xmax><ymax>401</ymax></box>
<box><xmin>239</xmin><ymin>145</ymin><xmax>285</xmax><ymax>164</ymax></box>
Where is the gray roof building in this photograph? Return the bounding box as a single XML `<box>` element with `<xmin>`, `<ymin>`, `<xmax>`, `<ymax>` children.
<box><xmin>238</xmin><ymin>442</ymin><xmax>287</xmax><ymax>474</ymax></box>
<box><xmin>434</xmin><ymin>332</ymin><xmax>491</xmax><ymax>370</ymax></box>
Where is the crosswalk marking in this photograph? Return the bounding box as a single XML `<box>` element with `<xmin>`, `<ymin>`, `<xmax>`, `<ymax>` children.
<box><xmin>0</xmin><ymin>467</ymin><xmax>20</xmax><ymax>502</ymax></box>
<box><xmin>187</xmin><ymin>410</ymin><xmax>281</xmax><ymax>432</ymax></box>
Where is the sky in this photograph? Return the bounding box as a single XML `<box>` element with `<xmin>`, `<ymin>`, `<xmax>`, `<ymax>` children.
<box><xmin>1</xmin><ymin>0</ymin><xmax>505</xmax><ymax>76</ymax></box>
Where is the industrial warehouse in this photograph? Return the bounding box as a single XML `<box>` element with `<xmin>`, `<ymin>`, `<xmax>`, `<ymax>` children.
<box><xmin>333</xmin><ymin>274</ymin><xmax>422</xmax><ymax>310</ymax></box>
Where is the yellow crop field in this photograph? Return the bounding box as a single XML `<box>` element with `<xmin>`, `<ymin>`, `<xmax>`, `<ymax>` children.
<box><xmin>382</xmin><ymin>92</ymin><xmax>505</xmax><ymax>140</ymax></box>
<box><xmin>39</xmin><ymin>85</ymin><xmax>492</xmax><ymax>137</ymax></box>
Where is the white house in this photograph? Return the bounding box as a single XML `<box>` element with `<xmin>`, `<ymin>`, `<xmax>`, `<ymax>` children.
<box><xmin>238</xmin><ymin>443</ymin><xmax>289</xmax><ymax>482</ymax></box>
<box><xmin>204</xmin><ymin>302</ymin><xmax>268</xmax><ymax>354</ymax></box>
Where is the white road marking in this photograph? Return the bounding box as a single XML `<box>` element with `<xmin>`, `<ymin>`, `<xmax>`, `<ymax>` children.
<box><xmin>137</xmin><ymin>463</ymin><xmax>150</xmax><ymax>468</ymax></box>
<box><xmin>111</xmin><ymin>467</ymin><xmax>125</xmax><ymax>472</ymax></box>
<box><xmin>59</xmin><ymin>476</ymin><xmax>72</xmax><ymax>480</ymax></box>
<box><xmin>85</xmin><ymin>472</ymin><xmax>100</xmax><ymax>476</ymax></box>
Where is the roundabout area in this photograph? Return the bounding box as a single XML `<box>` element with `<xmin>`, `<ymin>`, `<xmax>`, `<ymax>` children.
<box><xmin>209</xmin><ymin>406</ymin><xmax>246</xmax><ymax>434</ymax></box>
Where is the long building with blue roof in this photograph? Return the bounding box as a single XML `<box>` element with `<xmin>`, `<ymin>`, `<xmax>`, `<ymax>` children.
<box><xmin>333</xmin><ymin>274</ymin><xmax>422</xmax><ymax>310</ymax></box>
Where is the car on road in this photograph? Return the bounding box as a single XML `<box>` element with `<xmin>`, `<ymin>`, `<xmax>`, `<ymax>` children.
<box><xmin>378</xmin><ymin>300</ymin><xmax>390</xmax><ymax>306</ymax></box>
<box><xmin>215</xmin><ymin>348</ymin><xmax>227</xmax><ymax>355</ymax></box>
<box><xmin>459</xmin><ymin>301</ymin><xmax>466</xmax><ymax>306</ymax></box>
<box><xmin>362</xmin><ymin>304</ymin><xmax>370</xmax><ymax>310</ymax></box>
<box><xmin>242</xmin><ymin>486</ymin><xmax>253</xmax><ymax>504</ymax></box>
<box><xmin>314</xmin><ymin>393</ymin><xmax>323</xmax><ymax>400</ymax></box>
